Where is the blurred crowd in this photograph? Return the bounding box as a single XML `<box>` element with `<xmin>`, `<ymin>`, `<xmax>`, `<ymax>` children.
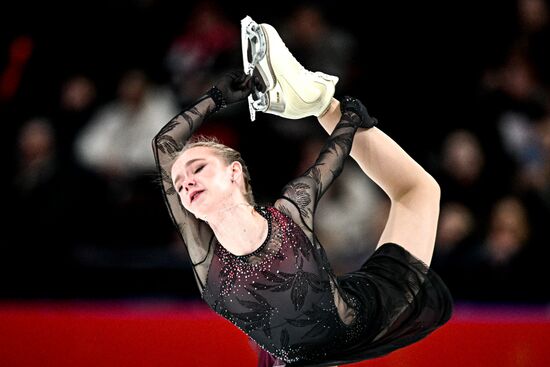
<box><xmin>1</xmin><ymin>0</ymin><xmax>549</xmax><ymax>304</ymax></box>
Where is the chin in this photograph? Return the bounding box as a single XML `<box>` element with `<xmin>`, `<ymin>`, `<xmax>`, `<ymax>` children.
<box><xmin>191</xmin><ymin>202</ymin><xmax>211</xmax><ymax>221</ymax></box>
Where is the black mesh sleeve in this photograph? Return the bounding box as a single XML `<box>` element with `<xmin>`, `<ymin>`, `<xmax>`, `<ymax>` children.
<box><xmin>152</xmin><ymin>95</ymin><xmax>217</xmax><ymax>293</ymax></box>
<box><xmin>277</xmin><ymin>115</ymin><xmax>358</xmax><ymax>233</ymax></box>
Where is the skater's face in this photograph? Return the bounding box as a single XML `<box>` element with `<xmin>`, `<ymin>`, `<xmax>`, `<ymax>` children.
<box><xmin>171</xmin><ymin>146</ymin><xmax>245</xmax><ymax>219</ymax></box>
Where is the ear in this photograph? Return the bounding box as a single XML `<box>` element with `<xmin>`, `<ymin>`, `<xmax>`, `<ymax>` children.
<box><xmin>229</xmin><ymin>161</ymin><xmax>243</xmax><ymax>182</ymax></box>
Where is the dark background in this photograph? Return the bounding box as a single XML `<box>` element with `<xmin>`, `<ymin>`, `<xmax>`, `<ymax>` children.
<box><xmin>1</xmin><ymin>0</ymin><xmax>548</xmax><ymax>304</ymax></box>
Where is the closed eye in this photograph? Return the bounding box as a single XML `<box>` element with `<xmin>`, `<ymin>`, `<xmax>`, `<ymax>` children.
<box><xmin>194</xmin><ymin>164</ymin><xmax>205</xmax><ymax>174</ymax></box>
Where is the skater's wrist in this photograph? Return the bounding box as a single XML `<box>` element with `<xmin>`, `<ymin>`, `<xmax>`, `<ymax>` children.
<box><xmin>206</xmin><ymin>86</ymin><xmax>227</xmax><ymax>112</ymax></box>
<box><xmin>339</xmin><ymin>96</ymin><xmax>378</xmax><ymax>129</ymax></box>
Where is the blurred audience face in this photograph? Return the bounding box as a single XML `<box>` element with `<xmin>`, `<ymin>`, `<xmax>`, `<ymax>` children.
<box><xmin>486</xmin><ymin>196</ymin><xmax>529</xmax><ymax>264</ymax></box>
<box><xmin>188</xmin><ymin>1</ymin><xmax>225</xmax><ymax>32</ymax></box>
<box><xmin>501</xmin><ymin>52</ymin><xmax>537</xmax><ymax>101</ymax></box>
<box><xmin>118</xmin><ymin>70</ymin><xmax>148</xmax><ymax>108</ymax></box>
<box><xmin>18</xmin><ymin>118</ymin><xmax>55</xmax><ymax>164</ymax></box>
<box><xmin>442</xmin><ymin>130</ymin><xmax>484</xmax><ymax>184</ymax></box>
<box><xmin>289</xmin><ymin>6</ymin><xmax>325</xmax><ymax>44</ymax></box>
<box><xmin>437</xmin><ymin>202</ymin><xmax>474</xmax><ymax>250</ymax></box>
<box><xmin>518</xmin><ymin>0</ymin><xmax>548</xmax><ymax>33</ymax></box>
<box><xmin>61</xmin><ymin>76</ymin><xmax>96</xmax><ymax>111</ymax></box>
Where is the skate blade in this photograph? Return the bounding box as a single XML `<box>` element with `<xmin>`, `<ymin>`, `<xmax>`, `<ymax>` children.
<box><xmin>241</xmin><ymin>16</ymin><xmax>272</xmax><ymax>121</ymax></box>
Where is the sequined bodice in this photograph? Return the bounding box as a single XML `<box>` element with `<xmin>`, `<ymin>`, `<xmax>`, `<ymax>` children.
<box><xmin>202</xmin><ymin>206</ymin><xmax>362</xmax><ymax>363</ymax></box>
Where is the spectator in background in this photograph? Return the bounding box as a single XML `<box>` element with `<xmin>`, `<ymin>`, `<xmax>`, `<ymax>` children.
<box><xmin>511</xmin><ymin>109</ymin><xmax>550</xmax><ymax>205</ymax></box>
<box><xmin>7</xmin><ymin>118</ymin><xmax>109</xmax><ymax>277</ymax></box>
<box><xmin>75</xmin><ymin>69</ymin><xmax>177</xmax><ymax>181</ymax></box>
<box><xmin>13</xmin><ymin>118</ymin><xmax>57</xmax><ymax>195</ymax></box>
<box><xmin>514</xmin><ymin>110</ymin><xmax>550</xmax><ymax>282</ymax></box>
<box><xmin>432</xmin><ymin>202</ymin><xmax>476</xmax><ymax>299</ymax></box>
<box><xmin>461</xmin><ymin>196</ymin><xmax>546</xmax><ymax>302</ymax></box>
<box><xmin>486</xmin><ymin>48</ymin><xmax>548</xmax><ymax>184</ymax></box>
<box><xmin>7</xmin><ymin>118</ymin><xmax>72</xmax><ymax>293</ymax></box>
<box><xmin>457</xmin><ymin>0</ymin><xmax>550</xmax><ymax>304</ymax></box>
<box><xmin>475</xmin><ymin>0</ymin><xmax>550</xmax><ymax>184</ymax></box>
<box><xmin>436</xmin><ymin>129</ymin><xmax>504</xmax><ymax>228</ymax></box>
<box><xmin>75</xmin><ymin>69</ymin><xmax>177</xmax><ymax>248</ymax></box>
<box><xmin>165</xmin><ymin>1</ymin><xmax>239</xmax><ymax>106</ymax></box>
<box><xmin>53</xmin><ymin>74</ymin><xmax>97</xmax><ymax>167</ymax></box>
<box><xmin>516</xmin><ymin>0</ymin><xmax>550</xmax><ymax>86</ymax></box>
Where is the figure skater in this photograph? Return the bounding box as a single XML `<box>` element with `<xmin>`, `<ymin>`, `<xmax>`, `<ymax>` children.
<box><xmin>152</xmin><ymin>16</ymin><xmax>453</xmax><ymax>367</ymax></box>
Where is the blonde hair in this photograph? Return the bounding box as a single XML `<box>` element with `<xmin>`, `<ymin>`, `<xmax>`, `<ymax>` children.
<box><xmin>182</xmin><ymin>135</ymin><xmax>255</xmax><ymax>205</ymax></box>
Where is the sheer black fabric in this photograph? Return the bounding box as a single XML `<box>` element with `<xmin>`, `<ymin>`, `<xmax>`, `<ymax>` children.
<box><xmin>153</xmin><ymin>95</ymin><xmax>217</xmax><ymax>291</ymax></box>
<box><xmin>153</xmin><ymin>96</ymin><xmax>453</xmax><ymax>366</ymax></box>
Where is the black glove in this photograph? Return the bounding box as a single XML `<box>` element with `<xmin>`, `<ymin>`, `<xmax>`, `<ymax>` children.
<box><xmin>207</xmin><ymin>70</ymin><xmax>260</xmax><ymax>111</ymax></box>
<box><xmin>339</xmin><ymin>96</ymin><xmax>378</xmax><ymax>129</ymax></box>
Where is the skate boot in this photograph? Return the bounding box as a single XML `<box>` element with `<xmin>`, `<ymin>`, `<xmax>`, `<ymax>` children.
<box><xmin>241</xmin><ymin>15</ymin><xmax>339</xmax><ymax>121</ymax></box>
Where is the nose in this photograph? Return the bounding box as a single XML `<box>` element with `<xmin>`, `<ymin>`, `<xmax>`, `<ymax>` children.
<box><xmin>183</xmin><ymin>177</ymin><xmax>196</xmax><ymax>192</ymax></box>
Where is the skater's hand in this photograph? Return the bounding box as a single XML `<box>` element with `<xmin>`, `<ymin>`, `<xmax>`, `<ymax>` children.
<box><xmin>213</xmin><ymin>70</ymin><xmax>260</xmax><ymax>106</ymax></box>
<box><xmin>339</xmin><ymin>96</ymin><xmax>378</xmax><ymax>129</ymax></box>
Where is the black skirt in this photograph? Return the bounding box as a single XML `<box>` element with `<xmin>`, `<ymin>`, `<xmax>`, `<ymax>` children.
<box><xmin>292</xmin><ymin>243</ymin><xmax>454</xmax><ymax>367</ymax></box>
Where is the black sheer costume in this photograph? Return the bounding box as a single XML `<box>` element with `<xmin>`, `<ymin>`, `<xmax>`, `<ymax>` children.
<box><xmin>153</xmin><ymin>93</ymin><xmax>453</xmax><ymax>366</ymax></box>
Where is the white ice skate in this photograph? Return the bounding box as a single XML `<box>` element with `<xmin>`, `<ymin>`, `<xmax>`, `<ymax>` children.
<box><xmin>241</xmin><ymin>15</ymin><xmax>339</xmax><ymax>121</ymax></box>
